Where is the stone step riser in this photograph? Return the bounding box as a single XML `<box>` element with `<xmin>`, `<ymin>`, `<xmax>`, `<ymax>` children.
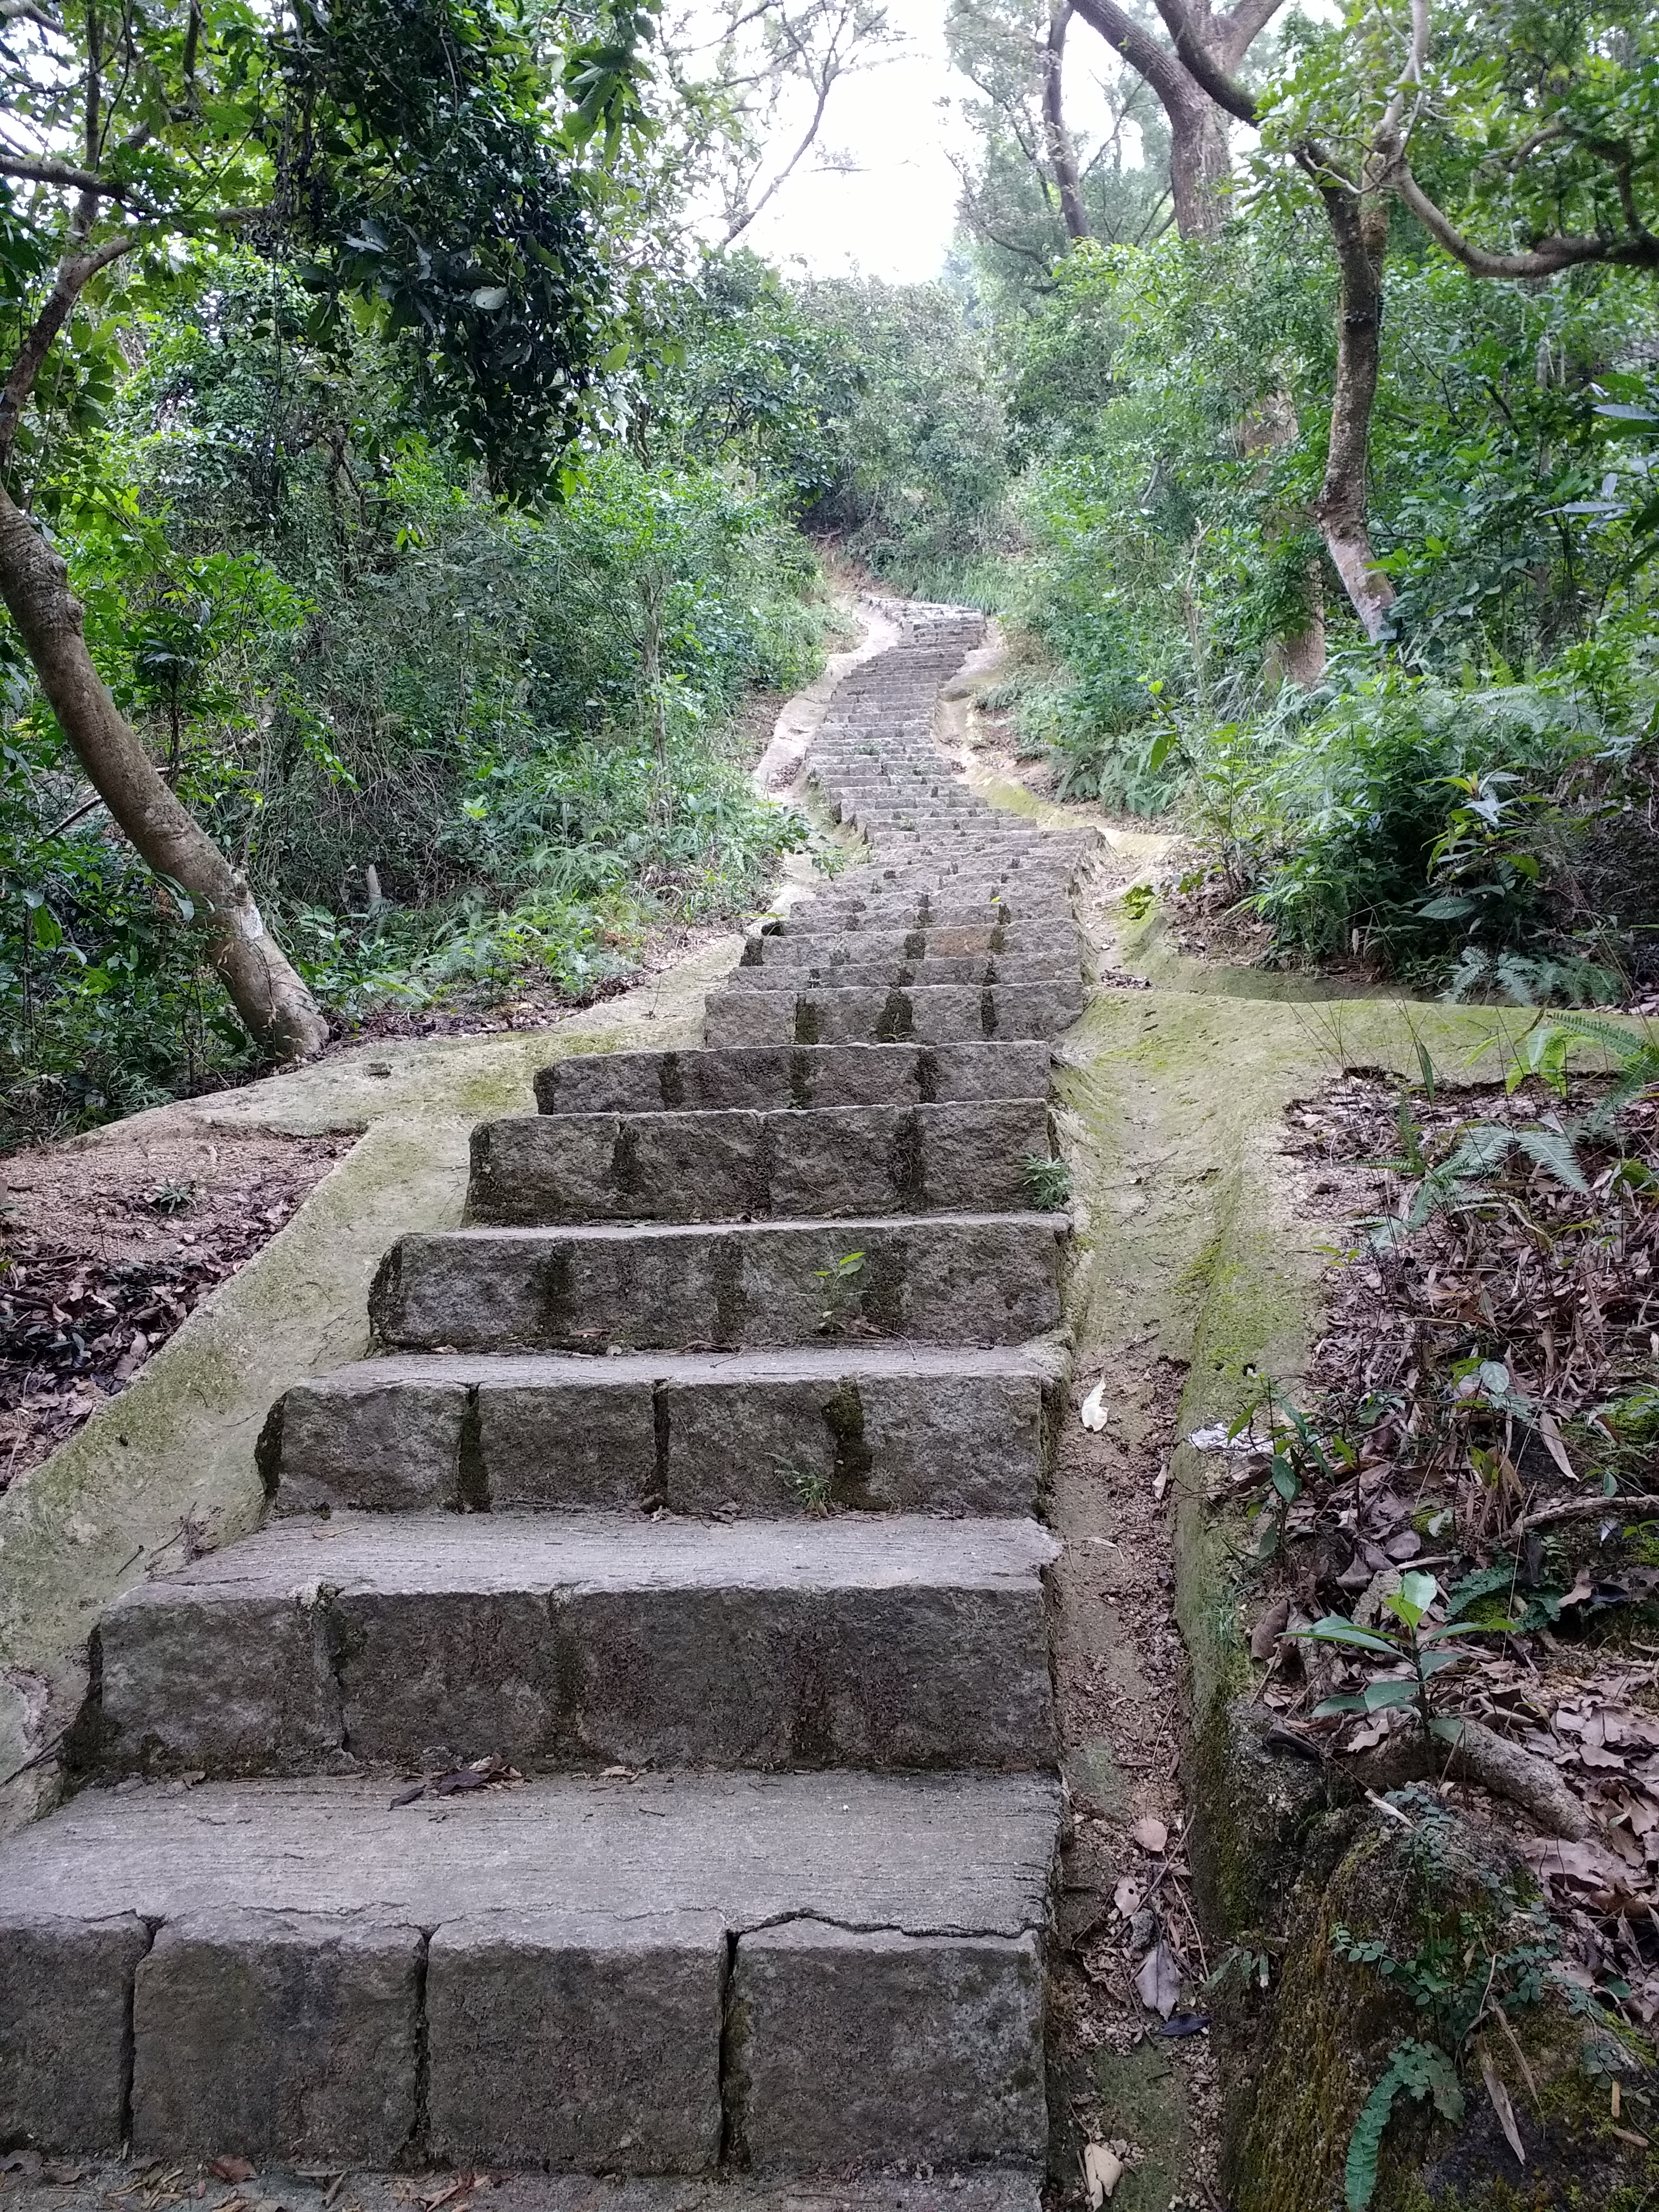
<box><xmin>702</xmin><ymin>983</ymin><xmax>1079</xmax><ymax>1048</ymax></box>
<box><xmin>92</xmin><ymin>1516</ymin><xmax>1059</xmax><ymax>1779</ymax></box>
<box><xmin>0</xmin><ymin>1770</ymin><xmax>1053</xmax><ymax>2169</ymax></box>
<box><xmin>368</xmin><ymin>1214</ymin><xmax>1066</xmax><ymax>1353</ymax></box>
<box><xmin>752</xmin><ymin>927</ymin><xmax>1076</xmax><ymax>961</ymax></box>
<box><xmin>268</xmin><ymin>1348</ymin><xmax>1063</xmax><ymax>1518</ymax></box>
<box><xmin>534</xmin><ymin>1041</ymin><xmax>1051</xmax><ymax>1117</ymax></box>
<box><xmin>466</xmin><ymin>1100</ymin><xmax>1053</xmax><ymax>1226</ymax></box>
<box><xmin>719</xmin><ymin>957</ymin><xmax>1082</xmax><ymax>995</ymax></box>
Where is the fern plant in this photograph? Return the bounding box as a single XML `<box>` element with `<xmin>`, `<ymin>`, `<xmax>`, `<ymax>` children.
<box><xmin>1363</xmin><ymin>1015</ymin><xmax>1658</xmax><ymax>1252</ymax></box>
<box><xmin>1344</xmin><ymin>2038</ymin><xmax>1465</xmax><ymax>2211</ymax></box>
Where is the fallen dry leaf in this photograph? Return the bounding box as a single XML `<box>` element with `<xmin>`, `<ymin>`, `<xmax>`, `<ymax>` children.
<box><xmin>1079</xmin><ymin>1381</ymin><xmax>1109</xmax><ymax>1432</ymax></box>
<box><xmin>208</xmin><ymin>2163</ymin><xmax>254</xmax><ymax>2187</ymax></box>
<box><xmin>1251</xmin><ymin>1597</ymin><xmax>1292</xmax><ymax>1662</ymax></box>
<box><xmin>1134</xmin><ymin>1939</ymin><xmax>1180</xmax><ymax>2020</ymax></box>
<box><xmin>1082</xmin><ymin>2142</ymin><xmax>1125</xmax><ymax>2206</ymax></box>
<box><xmin>1130</xmin><ymin>1814</ymin><xmax>1169</xmax><ymax>1855</ymax></box>
<box><xmin>1479</xmin><ymin>2046</ymin><xmax>1526</xmax><ymax>2168</ymax></box>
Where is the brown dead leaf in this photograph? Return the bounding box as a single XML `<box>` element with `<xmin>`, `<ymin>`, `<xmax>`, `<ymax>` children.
<box><xmin>208</xmin><ymin>2163</ymin><xmax>254</xmax><ymax>2187</ymax></box>
<box><xmin>1130</xmin><ymin>1814</ymin><xmax>1169</xmax><ymax>1855</ymax></box>
<box><xmin>1134</xmin><ymin>1939</ymin><xmax>1180</xmax><ymax>2019</ymax></box>
<box><xmin>1251</xmin><ymin>1597</ymin><xmax>1292</xmax><ymax>1662</ymax></box>
<box><xmin>1479</xmin><ymin>2046</ymin><xmax>1526</xmax><ymax>2168</ymax></box>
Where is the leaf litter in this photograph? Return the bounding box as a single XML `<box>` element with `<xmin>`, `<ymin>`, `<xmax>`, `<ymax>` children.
<box><xmin>1239</xmin><ymin>1066</ymin><xmax>1659</xmax><ymax>2035</ymax></box>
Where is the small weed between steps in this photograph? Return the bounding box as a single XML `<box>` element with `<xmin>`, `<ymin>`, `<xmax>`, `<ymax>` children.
<box><xmin>1022</xmin><ymin>1153</ymin><xmax>1072</xmax><ymax>1209</ymax></box>
<box><xmin>774</xmin><ymin>1455</ymin><xmax>833</xmax><ymax>1515</ymax></box>
<box><xmin>813</xmin><ymin>1249</ymin><xmax>866</xmax><ymax>1335</ymax></box>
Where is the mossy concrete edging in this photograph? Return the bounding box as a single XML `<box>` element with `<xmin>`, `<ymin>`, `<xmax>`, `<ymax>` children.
<box><xmin>1048</xmin><ymin>951</ymin><xmax>1607</xmax><ymax>2207</ymax></box>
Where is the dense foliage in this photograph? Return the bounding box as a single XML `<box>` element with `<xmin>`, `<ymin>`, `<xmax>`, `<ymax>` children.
<box><xmin>784</xmin><ymin>0</ymin><xmax>1659</xmax><ymax>1005</ymax></box>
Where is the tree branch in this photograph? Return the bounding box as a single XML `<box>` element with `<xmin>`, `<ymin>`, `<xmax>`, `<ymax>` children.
<box><xmin>1147</xmin><ymin>0</ymin><xmax>1256</xmax><ymax>121</ymax></box>
<box><xmin>0</xmin><ymin>230</ymin><xmax>136</xmax><ymax>467</ymax></box>
<box><xmin>1069</xmin><ymin>0</ymin><xmax>1195</xmax><ymax>115</ymax></box>
<box><xmin>1393</xmin><ymin>159</ymin><xmax>1659</xmax><ymax>274</ymax></box>
<box><xmin>0</xmin><ymin>150</ymin><xmax>157</xmax><ymax>213</ymax></box>
<box><xmin>1042</xmin><ymin>0</ymin><xmax>1089</xmax><ymax>241</ymax></box>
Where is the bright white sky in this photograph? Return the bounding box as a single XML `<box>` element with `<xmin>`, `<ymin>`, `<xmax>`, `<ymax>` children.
<box><xmin>727</xmin><ymin>0</ymin><xmax>1130</xmax><ymax>282</ymax></box>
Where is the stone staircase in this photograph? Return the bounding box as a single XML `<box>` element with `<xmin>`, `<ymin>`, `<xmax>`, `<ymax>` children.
<box><xmin>0</xmin><ymin>606</ymin><xmax>1094</xmax><ymax>2197</ymax></box>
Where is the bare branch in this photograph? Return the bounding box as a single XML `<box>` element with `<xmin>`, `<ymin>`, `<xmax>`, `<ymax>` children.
<box><xmin>1042</xmin><ymin>0</ymin><xmax>1089</xmax><ymax>241</ymax></box>
<box><xmin>0</xmin><ymin>150</ymin><xmax>158</xmax><ymax>214</ymax></box>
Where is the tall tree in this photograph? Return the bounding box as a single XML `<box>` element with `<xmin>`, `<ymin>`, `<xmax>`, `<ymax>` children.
<box><xmin>0</xmin><ymin>0</ymin><xmax>636</xmax><ymax>1057</ymax></box>
<box><xmin>1067</xmin><ymin>0</ymin><xmax>1285</xmax><ymax>237</ymax></box>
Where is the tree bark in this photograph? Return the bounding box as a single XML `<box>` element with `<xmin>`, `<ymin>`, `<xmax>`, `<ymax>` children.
<box><xmin>1041</xmin><ymin>2</ymin><xmax>1090</xmax><ymax>243</ymax></box>
<box><xmin>1168</xmin><ymin>91</ymin><xmax>1233</xmax><ymax>238</ymax></box>
<box><xmin>0</xmin><ymin>485</ymin><xmax>330</xmax><ymax>1060</ymax></box>
<box><xmin>1309</xmin><ymin>180</ymin><xmax>1396</xmax><ymax>642</ymax></box>
<box><xmin>1070</xmin><ymin>0</ymin><xmax>1235</xmax><ymax>239</ymax></box>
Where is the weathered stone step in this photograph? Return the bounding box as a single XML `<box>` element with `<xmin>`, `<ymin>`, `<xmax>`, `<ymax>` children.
<box><xmin>368</xmin><ymin>1213</ymin><xmax>1066</xmax><ymax>1352</ymax></box>
<box><xmin>751</xmin><ymin>923</ymin><xmax>1077</xmax><ymax>961</ymax></box>
<box><xmin>466</xmin><ymin>1099</ymin><xmax>1052</xmax><ymax>1225</ymax></box>
<box><xmin>718</xmin><ymin>954</ymin><xmax>1082</xmax><ymax>995</ymax></box>
<box><xmin>535</xmin><ymin>1040</ymin><xmax>1050</xmax><ymax>1115</ymax></box>
<box><xmin>267</xmin><ymin>1341</ymin><xmax>1067</xmax><ymax>1518</ymax></box>
<box><xmin>90</xmin><ymin>1512</ymin><xmax>1060</xmax><ymax>1779</ymax></box>
<box><xmin>702</xmin><ymin>981</ymin><xmax>1080</xmax><ymax>1048</ymax></box>
<box><xmin>794</xmin><ymin>893</ymin><xmax>1074</xmax><ymax>929</ymax></box>
<box><xmin>0</xmin><ymin>1768</ymin><xmax>1055</xmax><ymax>2168</ymax></box>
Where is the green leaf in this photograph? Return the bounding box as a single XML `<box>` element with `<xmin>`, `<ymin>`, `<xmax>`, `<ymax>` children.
<box><xmin>1362</xmin><ymin>1677</ymin><xmax>1420</xmax><ymax>1711</ymax></box>
<box><xmin>1294</xmin><ymin>1618</ymin><xmax>1402</xmax><ymax>1657</ymax></box>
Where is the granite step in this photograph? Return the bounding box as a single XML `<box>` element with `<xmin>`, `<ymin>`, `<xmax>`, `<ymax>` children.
<box><xmin>368</xmin><ymin>1212</ymin><xmax>1068</xmax><ymax>1352</ymax></box>
<box><xmin>533</xmin><ymin>1040</ymin><xmax>1052</xmax><ymax>1115</ymax></box>
<box><xmin>88</xmin><ymin>1512</ymin><xmax>1060</xmax><ymax>1779</ymax></box>
<box><xmin>264</xmin><ymin>1341</ymin><xmax>1068</xmax><ymax>1518</ymax></box>
<box><xmin>748</xmin><ymin>924</ymin><xmax>1078</xmax><ymax>961</ymax></box>
<box><xmin>465</xmin><ymin>1097</ymin><xmax>1054</xmax><ymax>1224</ymax></box>
<box><xmin>717</xmin><ymin>953</ymin><xmax>1082</xmax><ymax>994</ymax></box>
<box><xmin>0</xmin><ymin>1769</ymin><xmax>1056</xmax><ymax>2168</ymax></box>
<box><xmin>702</xmin><ymin>981</ymin><xmax>1081</xmax><ymax>1047</ymax></box>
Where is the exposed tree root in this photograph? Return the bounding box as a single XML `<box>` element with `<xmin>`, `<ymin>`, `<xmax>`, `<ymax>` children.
<box><xmin>1349</xmin><ymin>1715</ymin><xmax>1590</xmax><ymax>1841</ymax></box>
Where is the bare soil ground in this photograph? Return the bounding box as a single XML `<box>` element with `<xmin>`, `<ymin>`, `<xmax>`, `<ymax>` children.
<box><xmin>0</xmin><ymin>1126</ymin><xmax>355</xmax><ymax>1494</ymax></box>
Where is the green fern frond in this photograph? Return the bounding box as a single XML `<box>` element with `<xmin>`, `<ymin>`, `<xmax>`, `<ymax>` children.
<box><xmin>1344</xmin><ymin>2040</ymin><xmax>1464</xmax><ymax>2211</ymax></box>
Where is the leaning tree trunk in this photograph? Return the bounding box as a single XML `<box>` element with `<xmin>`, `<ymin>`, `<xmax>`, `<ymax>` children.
<box><xmin>0</xmin><ymin>484</ymin><xmax>331</xmax><ymax>1061</ymax></box>
<box><xmin>1311</xmin><ymin>182</ymin><xmax>1397</xmax><ymax>642</ymax></box>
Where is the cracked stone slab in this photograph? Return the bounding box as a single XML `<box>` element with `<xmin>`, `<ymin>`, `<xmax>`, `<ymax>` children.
<box><xmin>91</xmin><ymin>1513</ymin><xmax>1060</xmax><ymax>1777</ymax></box>
<box><xmin>0</xmin><ymin>1769</ymin><xmax>1058</xmax><ymax>1929</ymax></box>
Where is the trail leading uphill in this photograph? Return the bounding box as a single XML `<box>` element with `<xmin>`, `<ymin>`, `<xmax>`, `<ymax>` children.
<box><xmin>0</xmin><ymin>605</ymin><xmax>1096</xmax><ymax>2196</ymax></box>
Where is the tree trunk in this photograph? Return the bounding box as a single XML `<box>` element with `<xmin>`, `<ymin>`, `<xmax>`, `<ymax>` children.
<box><xmin>1070</xmin><ymin>0</ymin><xmax>1235</xmax><ymax>241</ymax></box>
<box><xmin>1042</xmin><ymin>2</ymin><xmax>1090</xmax><ymax>243</ymax></box>
<box><xmin>0</xmin><ymin>485</ymin><xmax>331</xmax><ymax>1061</ymax></box>
<box><xmin>1311</xmin><ymin>182</ymin><xmax>1396</xmax><ymax>642</ymax></box>
<box><xmin>1168</xmin><ymin>90</ymin><xmax>1232</xmax><ymax>238</ymax></box>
